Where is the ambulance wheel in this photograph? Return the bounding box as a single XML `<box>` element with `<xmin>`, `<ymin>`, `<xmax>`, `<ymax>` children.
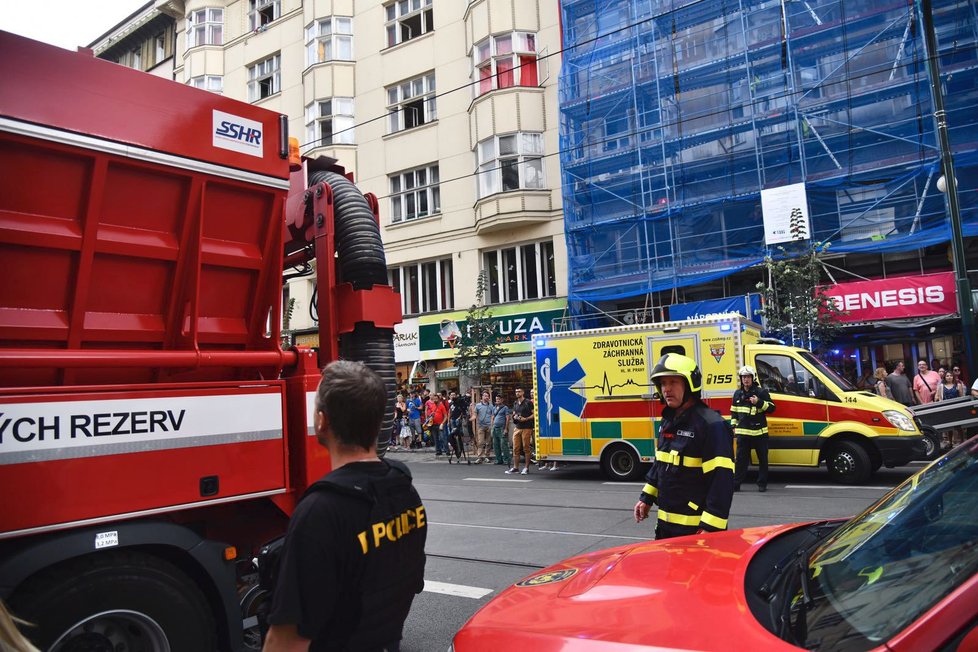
<box><xmin>10</xmin><ymin>550</ymin><xmax>215</xmax><ymax>652</ymax></box>
<box><xmin>602</xmin><ymin>445</ymin><xmax>643</xmax><ymax>481</ymax></box>
<box><xmin>826</xmin><ymin>441</ymin><xmax>871</xmax><ymax>485</ymax></box>
<box><xmin>920</xmin><ymin>425</ymin><xmax>941</xmax><ymax>460</ymax></box>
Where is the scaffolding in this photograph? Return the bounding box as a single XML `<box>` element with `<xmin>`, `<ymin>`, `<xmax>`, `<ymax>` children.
<box><xmin>558</xmin><ymin>0</ymin><xmax>978</xmax><ymax>306</ymax></box>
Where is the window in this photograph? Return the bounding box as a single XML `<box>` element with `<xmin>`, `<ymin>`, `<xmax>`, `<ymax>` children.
<box><xmin>249</xmin><ymin>0</ymin><xmax>280</xmax><ymax>30</ymax></box>
<box><xmin>482</xmin><ymin>241</ymin><xmax>556</xmax><ymax>304</ymax></box>
<box><xmin>755</xmin><ymin>354</ymin><xmax>824</xmax><ymax>398</ymax></box>
<box><xmin>390</xmin><ymin>164</ymin><xmax>440</xmax><ymax>223</ymax></box>
<box><xmin>187</xmin><ymin>8</ymin><xmax>223</xmax><ymax>47</ymax></box>
<box><xmin>386</xmin><ymin>0</ymin><xmax>434</xmax><ymax>47</ymax></box>
<box><xmin>248</xmin><ymin>54</ymin><xmax>280</xmax><ymax>101</ymax></box>
<box><xmin>476</xmin><ymin>132</ymin><xmax>545</xmax><ymax>198</ymax></box>
<box><xmin>387</xmin><ymin>73</ymin><xmax>436</xmax><ymax>133</ymax></box>
<box><xmin>155</xmin><ymin>34</ymin><xmax>165</xmax><ymax>63</ymax></box>
<box><xmin>305</xmin><ymin>98</ymin><xmax>354</xmax><ymax>146</ymax></box>
<box><xmin>305</xmin><ymin>17</ymin><xmax>353</xmax><ymax>65</ymax></box>
<box><xmin>130</xmin><ymin>48</ymin><xmax>142</xmax><ymax>70</ymax></box>
<box><xmin>188</xmin><ymin>75</ymin><xmax>223</xmax><ymax>94</ymax></box>
<box><xmin>473</xmin><ymin>32</ymin><xmax>538</xmax><ymax>95</ymax></box>
<box><xmin>388</xmin><ymin>258</ymin><xmax>454</xmax><ymax>315</ymax></box>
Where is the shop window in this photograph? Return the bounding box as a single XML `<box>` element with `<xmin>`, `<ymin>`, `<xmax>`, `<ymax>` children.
<box><xmin>386</xmin><ymin>0</ymin><xmax>433</xmax><ymax>47</ymax></box>
<box><xmin>389</xmin><ymin>258</ymin><xmax>454</xmax><ymax>315</ymax></box>
<box><xmin>473</xmin><ymin>32</ymin><xmax>538</xmax><ymax>96</ymax></box>
<box><xmin>482</xmin><ymin>241</ymin><xmax>556</xmax><ymax>304</ymax></box>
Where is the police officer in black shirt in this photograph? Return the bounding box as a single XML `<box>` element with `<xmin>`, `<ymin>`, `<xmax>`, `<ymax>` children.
<box><xmin>633</xmin><ymin>354</ymin><xmax>735</xmax><ymax>540</ymax></box>
<box><xmin>264</xmin><ymin>360</ymin><xmax>427</xmax><ymax>652</ymax></box>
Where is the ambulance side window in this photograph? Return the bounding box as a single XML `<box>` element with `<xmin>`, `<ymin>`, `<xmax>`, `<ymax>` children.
<box><xmin>756</xmin><ymin>354</ymin><xmax>803</xmax><ymax>396</ymax></box>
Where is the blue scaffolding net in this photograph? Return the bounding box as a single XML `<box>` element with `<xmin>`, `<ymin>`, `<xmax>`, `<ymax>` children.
<box><xmin>559</xmin><ymin>0</ymin><xmax>978</xmax><ymax>305</ymax></box>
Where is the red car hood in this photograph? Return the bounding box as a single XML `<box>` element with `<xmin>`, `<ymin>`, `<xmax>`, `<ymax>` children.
<box><xmin>454</xmin><ymin>523</ymin><xmax>804</xmax><ymax>651</ymax></box>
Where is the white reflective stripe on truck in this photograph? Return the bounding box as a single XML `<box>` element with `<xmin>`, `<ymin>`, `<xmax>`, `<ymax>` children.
<box><xmin>0</xmin><ymin>116</ymin><xmax>290</xmax><ymax>190</ymax></box>
<box><xmin>0</xmin><ymin>393</ymin><xmax>283</xmax><ymax>464</ymax></box>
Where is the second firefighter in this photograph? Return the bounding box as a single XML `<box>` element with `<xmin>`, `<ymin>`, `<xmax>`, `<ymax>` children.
<box><xmin>731</xmin><ymin>365</ymin><xmax>775</xmax><ymax>492</ymax></box>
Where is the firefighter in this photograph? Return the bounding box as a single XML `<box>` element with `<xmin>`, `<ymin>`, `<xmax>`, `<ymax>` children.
<box><xmin>731</xmin><ymin>365</ymin><xmax>775</xmax><ymax>493</ymax></box>
<box><xmin>633</xmin><ymin>354</ymin><xmax>735</xmax><ymax>540</ymax></box>
<box><xmin>264</xmin><ymin>361</ymin><xmax>427</xmax><ymax>651</ymax></box>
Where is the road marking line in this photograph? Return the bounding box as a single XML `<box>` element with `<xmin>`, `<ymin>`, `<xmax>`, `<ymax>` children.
<box><xmin>431</xmin><ymin>521</ymin><xmax>648</xmax><ymax>541</ymax></box>
<box><xmin>464</xmin><ymin>478</ymin><xmax>532</xmax><ymax>483</ymax></box>
<box><xmin>424</xmin><ymin>580</ymin><xmax>493</xmax><ymax>599</ymax></box>
<box><xmin>602</xmin><ymin>482</ymin><xmax>645</xmax><ymax>486</ymax></box>
<box><xmin>785</xmin><ymin>485</ymin><xmax>893</xmax><ymax>490</ymax></box>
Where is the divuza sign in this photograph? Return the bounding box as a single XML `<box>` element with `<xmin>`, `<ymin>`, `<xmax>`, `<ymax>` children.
<box><xmin>824</xmin><ymin>272</ymin><xmax>957</xmax><ymax>323</ymax></box>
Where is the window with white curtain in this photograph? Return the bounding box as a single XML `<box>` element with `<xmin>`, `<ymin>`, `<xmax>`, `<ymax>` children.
<box><xmin>475</xmin><ymin>132</ymin><xmax>545</xmax><ymax>198</ymax></box>
<box><xmin>305</xmin><ymin>98</ymin><xmax>355</xmax><ymax>146</ymax></box>
<box><xmin>482</xmin><ymin>241</ymin><xmax>556</xmax><ymax>304</ymax></box>
<box><xmin>388</xmin><ymin>258</ymin><xmax>454</xmax><ymax>315</ymax></box>
<box><xmin>305</xmin><ymin>17</ymin><xmax>353</xmax><ymax>65</ymax></box>
<box><xmin>187</xmin><ymin>8</ymin><xmax>223</xmax><ymax>47</ymax></box>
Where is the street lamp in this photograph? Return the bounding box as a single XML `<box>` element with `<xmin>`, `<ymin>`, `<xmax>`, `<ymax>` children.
<box><xmin>918</xmin><ymin>0</ymin><xmax>977</xmax><ymax>376</ymax></box>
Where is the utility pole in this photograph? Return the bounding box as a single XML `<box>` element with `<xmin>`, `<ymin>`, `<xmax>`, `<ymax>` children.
<box><xmin>918</xmin><ymin>0</ymin><xmax>977</xmax><ymax>375</ymax></box>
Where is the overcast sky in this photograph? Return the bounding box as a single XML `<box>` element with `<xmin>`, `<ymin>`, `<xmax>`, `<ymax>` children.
<box><xmin>2</xmin><ymin>0</ymin><xmax>149</xmax><ymax>50</ymax></box>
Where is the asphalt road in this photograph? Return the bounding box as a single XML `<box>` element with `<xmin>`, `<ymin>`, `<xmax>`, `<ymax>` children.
<box><xmin>388</xmin><ymin>448</ymin><xmax>923</xmax><ymax>652</ymax></box>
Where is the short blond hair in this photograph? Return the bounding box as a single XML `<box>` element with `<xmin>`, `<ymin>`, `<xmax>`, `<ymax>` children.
<box><xmin>874</xmin><ymin>366</ymin><xmax>888</xmax><ymax>381</ymax></box>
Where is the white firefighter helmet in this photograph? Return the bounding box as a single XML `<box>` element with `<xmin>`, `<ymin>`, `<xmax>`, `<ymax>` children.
<box><xmin>738</xmin><ymin>365</ymin><xmax>756</xmax><ymax>378</ymax></box>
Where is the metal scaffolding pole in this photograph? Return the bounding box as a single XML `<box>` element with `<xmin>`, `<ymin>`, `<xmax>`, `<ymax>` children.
<box><xmin>918</xmin><ymin>0</ymin><xmax>977</xmax><ymax>375</ymax></box>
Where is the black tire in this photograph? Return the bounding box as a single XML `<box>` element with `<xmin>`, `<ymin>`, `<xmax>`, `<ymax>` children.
<box><xmin>826</xmin><ymin>440</ymin><xmax>872</xmax><ymax>485</ymax></box>
<box><xmin>601</xmin><ymin>445</ymin><xmax>643</xmax><ymax>481</ymax></box>
<box><xmin>10</xmin><ymin>550</ymin><xmax>216</xmax><ymax>652</ymax></box>
<box><xmin>920</xmin><ymin>425</ymin><xmax>942</xmax><ymax>460</ymax></box>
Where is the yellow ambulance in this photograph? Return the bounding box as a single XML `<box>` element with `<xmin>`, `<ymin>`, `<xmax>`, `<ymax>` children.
<box><xmin>532</xmin><ymin>314</ymin><xmax>929</xmax><ymax>483</ymax></box>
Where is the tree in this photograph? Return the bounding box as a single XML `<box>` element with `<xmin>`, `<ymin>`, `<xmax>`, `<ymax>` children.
<box><xmin>453</xmin><ymin>271</ymin><xmax>506</xmax><ymax>387</ymax></box>
<box><xmin>755</xmin><ymin>242</ymin><xmax>846</xmax><ymax>352</ymax></box>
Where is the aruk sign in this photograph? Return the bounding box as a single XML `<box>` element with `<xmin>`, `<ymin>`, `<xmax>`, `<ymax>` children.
<box><xmin>823</xmin><ymin>272</ymin><xmax>957</xmax><ymax>323</ymax></box>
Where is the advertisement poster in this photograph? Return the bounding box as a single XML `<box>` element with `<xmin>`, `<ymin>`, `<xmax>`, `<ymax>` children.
<box><xmin>762</xmin><ymin>182</ymin><xmax>811</xmax><ymax>245</ymax></box>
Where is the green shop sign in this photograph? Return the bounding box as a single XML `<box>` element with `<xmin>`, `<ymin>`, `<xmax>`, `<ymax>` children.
<box><xmin>418</xmin><ymin>298</ymin><xmax>567</xmax><ymax>360</ymax></box>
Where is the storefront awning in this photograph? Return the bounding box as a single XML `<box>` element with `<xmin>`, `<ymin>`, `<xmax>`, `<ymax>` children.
<box><xmin>434</xmin><ymin>355</ymin><xmax>533</xmax><ymax>379</ymax></box>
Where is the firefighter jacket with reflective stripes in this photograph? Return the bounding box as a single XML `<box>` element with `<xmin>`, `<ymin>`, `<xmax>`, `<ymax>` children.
<box><xmin>730</xmin><ymin>386</ymin><xmax>775</xmax><ymax>436</ymax></box>
<box><xmin>638</xmin><ymin>400</ymin><xmax>735</xmax><ymax>534</ymax></box>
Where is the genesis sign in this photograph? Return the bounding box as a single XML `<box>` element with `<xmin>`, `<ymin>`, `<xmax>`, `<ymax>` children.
<box><xmin>212</xmin><ymin>110</ymin><xmax>263</xmax><ymax>158</ymax></box>
<box><xmin>823</xmin><ymin>272</ymin><xmax>957</xmax><ymax>323</ymax></box>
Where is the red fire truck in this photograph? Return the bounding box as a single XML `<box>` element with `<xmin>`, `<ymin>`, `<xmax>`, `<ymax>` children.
<box><xmin>0</xmin><ymin>31</ymin><xmax>400</xmax><ymax>650</ymax></box>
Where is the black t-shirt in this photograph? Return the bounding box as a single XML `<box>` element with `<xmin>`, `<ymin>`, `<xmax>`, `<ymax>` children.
<box><xmin>268</xmin><ymin>460</ymin><xmax>427</xmax><ymax>650</ymax></box>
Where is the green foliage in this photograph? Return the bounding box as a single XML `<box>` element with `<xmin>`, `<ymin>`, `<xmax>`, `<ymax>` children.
<box><xmin>755</xmin><ymin>242</ymin><xmax>846</xmax><ymax>352</ymax></box>
<box><xmin>453</xmin><ymin>271</ymin><xmax>506</xmax><ymax>384</ymax></box>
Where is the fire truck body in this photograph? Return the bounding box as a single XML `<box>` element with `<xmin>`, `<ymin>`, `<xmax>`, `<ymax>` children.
<box><xmin>0</xmin><ymin>31</ymin><xmax>398</xmax><ymax>650</ymax></box>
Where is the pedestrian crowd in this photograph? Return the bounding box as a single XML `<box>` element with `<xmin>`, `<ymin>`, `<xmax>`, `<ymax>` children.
<box><xmin>876</xmin><ymin>358</ymin><xmax>974</xmax><ymax>448</ymax></box>
<box><xmin>389</xmin><ymin>385</ymin><xmax>560</xmax><ymax>472</ymax></box>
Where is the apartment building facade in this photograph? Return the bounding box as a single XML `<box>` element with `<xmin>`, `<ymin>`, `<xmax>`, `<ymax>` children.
<box><xmin>103</xmin><ymin>0</ymin><xmax>567</xmax><ymax>392</ymax></box>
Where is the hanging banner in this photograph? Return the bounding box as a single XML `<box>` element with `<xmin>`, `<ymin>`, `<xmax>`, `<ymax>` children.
<box><xmin>822</xmin><ymin>272</ymin><xmax>957</xmax><ymax>323</ymax></box>
<box><xmin>761</xmin><ymin>182</ymin><xmax>811</xmax><ymax>244</ymax></box>
<box><xmin>669</xmin><ymin>294</ymin><xmax>762</xmax><ymax>322</ymax></box>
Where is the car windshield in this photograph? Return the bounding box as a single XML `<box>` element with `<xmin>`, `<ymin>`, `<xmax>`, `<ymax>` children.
<box><xmin>797</xmin><ymin>441</ymin><xmax>978</xmax><ymax>650</ymax></box>
<box><xmin>799</xmin><ymin>351</ymin><xmax>856</xmax><ymax>392</ymax></box>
